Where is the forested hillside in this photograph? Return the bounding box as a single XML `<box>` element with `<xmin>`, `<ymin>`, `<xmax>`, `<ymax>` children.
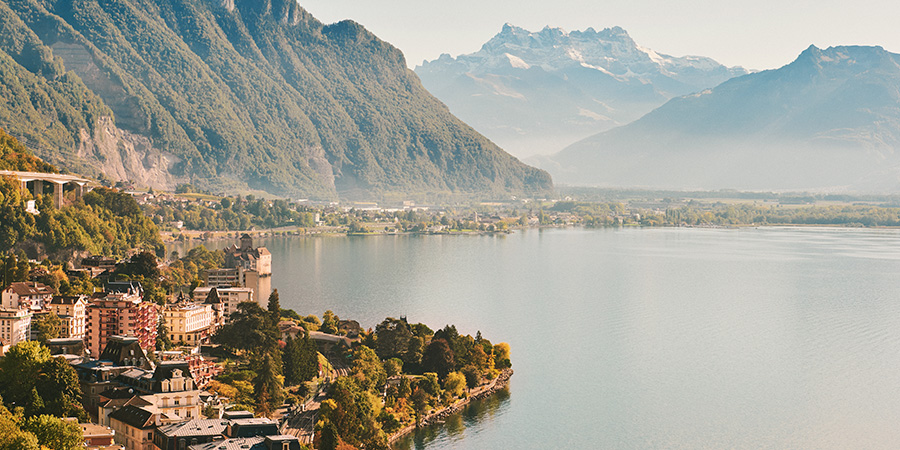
<box><xmin>0</xmin><ymin>129</ymin><xmax>163</xmax><ymax>257</ymax></box>
<box><xmin>0</xmin><ymin>0</ymin><xmax>552</xmax><ymax>199</ymax></box>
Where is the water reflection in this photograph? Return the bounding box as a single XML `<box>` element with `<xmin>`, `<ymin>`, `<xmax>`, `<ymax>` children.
<box><xmin>392</xmin><ymin>387</ymin><xmax>512</xmax><ymax>450</ymax></box>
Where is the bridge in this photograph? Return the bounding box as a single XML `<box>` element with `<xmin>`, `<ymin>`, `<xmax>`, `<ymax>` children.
<box><xmin>0</xmin><ymin>170</ymin><xmax>90</xmax><ymax>207</ymax></box>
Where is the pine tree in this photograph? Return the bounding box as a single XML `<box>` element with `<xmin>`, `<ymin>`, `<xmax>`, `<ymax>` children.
<box><xmin>267</xmin><ymin>289</ymin><xmax>280</xmax><ymax>325</ymax></box>
<box><xmin>252</xmin><ymin>349</ymin><xmax>284</xmax><ymax>417</ymax></box>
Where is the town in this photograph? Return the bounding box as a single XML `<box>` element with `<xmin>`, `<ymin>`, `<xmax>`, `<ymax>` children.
<box><xmin>0</xmin><ymin>230</ymin><xmax>512</xmax><ymax>450</ymax></box>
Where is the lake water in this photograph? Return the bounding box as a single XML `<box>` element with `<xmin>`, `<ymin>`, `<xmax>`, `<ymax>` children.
<box><xmin>172</xmin><ymin>227</ymin><xmax>900</xmax><ymax>449</ymax></box>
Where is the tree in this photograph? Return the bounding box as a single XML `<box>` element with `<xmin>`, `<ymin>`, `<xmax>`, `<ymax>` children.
<box><xmin>0</xmin><ymin>399</ymin><xmax>39</xmax><ymax>450</ymax></box>
<box><xmin>157</xmin><ymin>321</ymin><xmax>174</xmax><ymax>351</ymax></box>
<box><xmin>321</xmin><ymin>310</ymin><xmax>339</xmax><ymax>334</ymax></box>
<box><xmin>21</xmin><ymin>415</ymin><xmax>83</xmax><ymax>450</ymax></box>
<box><xmin>120</xmin><ymin>251</ymin><xmax>161</xmax><ymax>280</ymax></box>
<box><xmin>374</xmin><ymin>318</ymin><xmax>412</xmax><ymax>361</ymax></box>
<box><xmin>0</xmin><ymin>178</ymin><xmax>36</xmax><ymax>253</ymax></box>
<box><xmin>418</xmin><ymin>373</ymin><xmax>441</xmax><ymax>398</ymax></box>
<box><xmin>461</xmin><ymin>365</ymin><xmax>481</xmax><ymax>390</ymax></box>
<box><xmin>252</xmin><ymin>349</ymin><xmax>284</xmax><ymax>418</ymax></box>
<box><xmin>316</xmin><ymin>418</ymin><xmax>340</xmax><ymax>450</ymax></box>
<box><xmin>283</xmin><ymin>335</ymin><xmax>318</xmax><ymax>386</ymax></box>
<box><xmin>267</xmin><ymin>289</ymin><xmax>281</xmax><ymax>322</ymax></box>
<box><xmin>351</xmin><ymin>346</ymin><xmax>386</xmax><ymax>393</ymax></box>
<box><xmin>403</xmin><ymin>336</ymin><xmax>425</xmax><ymax>373</ymax></box>
<box><xmin>422</xmin><ymin>339</ymin><xmax>454</xmax><ymax>381</ymax></box>
<box><xmin>35</xmin><ymin>357</ymin><xmax>86</xmax><ymax>420</ymax></box>
<box><xmin>443</xmin><ymin>372</ymin><xmax>466</xmax><ymax>398</ymax></box>
<box><xmin>383</xmin><ymin>358</ymin><xmax>402</xmax><ymax>378</ymax></box>
<box><xmin>493</xmin><ymin>342</ymin><xmax>512</xmax><ymax>369</ymax></box>
<box><xmin>32</xmin><ymin>312</ymin><xmax>61</xmax><ymax>344</ymax></box>
<box><xmin>212</xmin><ymin>302</ymin><xmax>279</xmax><ymax>354</ymax></box>
<box><xmin>1</xmin><ymin>253</ymin><xmax>29</xmax><ymax>289</ymax></box>
<box><xmin>0</xmin><ymin>342</ymin><xmax>85</xmax><ymax>419</ymax></box>
<box><xmin>410</xmin><ymin>387</ymin><xmax>429</xmax><ymax>426</ymax></box>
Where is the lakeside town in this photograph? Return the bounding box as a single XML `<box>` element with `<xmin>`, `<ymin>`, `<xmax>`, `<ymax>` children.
<box><xmin>1</xmin><ymin>215</ymin><xmax>512</xmax><ymax>450</ymax></box>
<box><xmin>7</xmin><ymin>144</ymin><xmax>900</xmax><ymax>450</ymax></box>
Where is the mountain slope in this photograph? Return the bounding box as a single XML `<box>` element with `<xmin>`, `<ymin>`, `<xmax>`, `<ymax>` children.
<box><xmin>0</xmin><ymin>0</ymin><xmax>551</xmax><ymax>199</ymax></box>
<box><xmin>538</xmin><ymin>45</ymin><xmax>900</xmax><ymax>192</ymax></box>
<box><xmin>415</xmin><ymin>24</ymin><xmax>747</xmax><ymax>158</ymax></box>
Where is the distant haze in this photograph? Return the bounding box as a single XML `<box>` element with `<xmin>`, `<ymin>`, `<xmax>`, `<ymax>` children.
<box><xmin>299</xmin><ymin>0</ymin><xmax>900</xmax><ymax>70</ymax></box>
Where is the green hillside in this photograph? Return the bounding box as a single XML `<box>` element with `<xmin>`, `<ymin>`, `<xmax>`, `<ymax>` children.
<box><xmin>0</xmin><ymin>0</ymin><xmax>552</xmax><ymax>199</ymax></box>
<box><xmin>0</xmin><ymin>128</ymin><xmax>163</xmax><ymax>257</ymax></box>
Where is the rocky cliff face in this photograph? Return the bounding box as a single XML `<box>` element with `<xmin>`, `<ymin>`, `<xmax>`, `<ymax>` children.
<box><xmin>0</xmin><ymin>0</ymin><xmax>552</xmax><ymax>199</ymax></box>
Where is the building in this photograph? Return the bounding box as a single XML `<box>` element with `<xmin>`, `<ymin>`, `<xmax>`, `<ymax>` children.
<box><xmin>202</xmin><ymin>268</ymin><xmax>240</xmax><ymax>289</ymax></box>
<box><xmin>80</xmin><ymin>422</ymin><xmax>123</xmax><ymax>450</ymax></box>
<box><xmin>108</xmin><ymin>405</ymin><xmax>159</xmax><ymax>450</ymax></box>
<box><xmin>82</xmin><ymin>255</ymin><xmax>117</xmax><ymax>272</ymax></box>
<box><xmin>117</xmin><ymin>361</ymin><xmax>202</xmax><ymax>421</ymax></box>
<box><xmin>1</xmin><ymin>281</ymin><xmax>53</xmax><ymax>310</ymax></box>
<box><xmin>188</xmin><ymin>436</ymin><xmax>303</xmax><ymax>450</ymax></box>
<box><xmin>163</xmin><ymin>303</ymin><xmax>216</xmax><ymax>345</ymax></box>
<box><xmin>153</xmin><ymin>418</ymin><xmax>229</xmax><ymax>450</ymax></box>
<box><xmin>155</xmin><ymin>416</ymin><xmax>295</xmax><ymax>450</ymax></box>
<box><xmin>98</xmin><ymin>335</ymin><xmax>155</xmax><ymax>369</ymax></box>
<box><xmin>86</xmin><ymin>292</ymin><xmax>158</xmax><ymax>355</ymax></box>
<box><xmin>50</xmin><ymin>295</ymin><xmax>88</xmax><ymax>339</ymax></box>
<box><xmin>47</xmin><ymin>337</ymin><xmax>87</xmax><ymax>356</ymax></box>
<box><xmin>98</xmin><ymin>388</ymin><xmax>154</xmax><ymax>427</ymax></box>
<box><xmin>224</xmin><ymin>235</ymin><xmax>272</xmax><ymax>278</ymax></box>
<box><xmin>192</xmin><ymin>287</ymin><xmax>253</xmax><ymax>321</ymax></box>
<box><xmin>0</xmin><ymin>307</ymin><xmax>32</xmax><ymax>346</ymax></box>
<box><xmin>207</xmin><ymin>234</ymin><xmax>272</xmax><ymax>307</ymax></box>
<box><xmin>226</xmin><ymin>418</ymin><xmax>280</xmax><ymax>438</ymax></box>
<box><xmin>185</xmin><ymin>355</ymin><xmax>222</xmax><ymax>389</ymax></box>
<box><xmin>75</xmin><ymin>336</ymin><xmax>153</xmax><ymax>418</ymax></box>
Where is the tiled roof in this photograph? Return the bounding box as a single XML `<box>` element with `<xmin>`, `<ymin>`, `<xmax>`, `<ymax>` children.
<box><xmin>189</xmin><ymin>437</ymin><xmax>263</xmax><ymax>450</ymax></box>
<box><xmin>188</xmin><ymin>436</ymin><xmax>302</xmax><ymax>450</ymax></box>
<box><xmin>157</xmin><ymin>419</ymin><xmax>229</xmax><ymax>438</ymax></box>
<box><xmin>5</xmin><ymin>282</ymin><xmax>52</xmax><ymax>296</ymax></box>
<box><xmin>153</xmin><ymin>361</ymin><xmax>193</xmax><ymax>381</ymax></box>
<box><xmin>50</xmin><ymin>295</ymin><xmax>87</xmax><ymax>305</ymax></box>
<box><xmin>108</xmin><ymin>405</ymin><xmax>155</xmax><ymax>429</ymax></box>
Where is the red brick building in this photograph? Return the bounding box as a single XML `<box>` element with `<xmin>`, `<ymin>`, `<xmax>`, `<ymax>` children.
<box><xmin>86</xmin><ymin>292</ymin><xmax>158</xmax><ymax>356</ymax></box>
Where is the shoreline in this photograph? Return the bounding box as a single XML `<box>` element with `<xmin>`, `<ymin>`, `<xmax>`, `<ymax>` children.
<box><xmin>388</xmin><ymin>368</ymin><xmax>514</xmax><ymax>445</ymax></box>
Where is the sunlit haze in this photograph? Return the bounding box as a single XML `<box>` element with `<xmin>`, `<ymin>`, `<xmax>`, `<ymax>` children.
<box><xmin>299</xmin><ymin>0</ymin><xmax>900</xmax><ymax>70</ymax></box>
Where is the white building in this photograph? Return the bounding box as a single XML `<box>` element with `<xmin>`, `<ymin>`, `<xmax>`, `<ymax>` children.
<box><xmin>49</xmin><ymin>295</ymin><xmax>88</xmax><ymax>339</ymax></box>
<box><xmin>192</xmin><ymin>287</ymin><xmax>253</xmax><ymax>320</ymax></box>
<box><xmin>0</xmin><ymin>307</ymin><xmax>32</xmax><ymax>347</ymax></box>
<box><xmin>163</xmin><ymin>303</ymin><xmax>217</xmax><ymax>345</ymax></box>
<box><xmin>2</xmin><ymin>281</ymin><xmax>53</xmax><ymax>311</ymax></box>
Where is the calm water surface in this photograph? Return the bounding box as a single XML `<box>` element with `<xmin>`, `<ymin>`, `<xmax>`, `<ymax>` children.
<box><xmin>174</xmin><ymin>227</ymin><xmax>900</xmax><ymax>449</ymax></box>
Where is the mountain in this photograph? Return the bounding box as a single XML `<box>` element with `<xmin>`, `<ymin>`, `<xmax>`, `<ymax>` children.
<box><xmin>415</xmin><ymin>24</ymin><xmax>747</xmax><ymax>158</ymax></box>
<box><xmin>0</xmin><ymin>0</ymin><xmax>551</xmax><ymax>199</ymax></box>
<box><xmin>537</xmin><ymin>45</ymin><xmax>900</xmax><ymax>192</ymax></box>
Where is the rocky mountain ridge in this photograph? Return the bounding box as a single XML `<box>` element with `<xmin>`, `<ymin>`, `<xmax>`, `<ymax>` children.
<box><xmin>537</xmin><ymin>45</ymin><xmax>900</xmax><ymax>192</ymax></box>
<box><xmin>415</xmin><ymin>23</ymin><xmax>747</xmax><ymax>157</ymax></box>
<box><xmin>0</xmin><ymin>0</ymin><xmax>552</xmax><ymax>199</ymax></box>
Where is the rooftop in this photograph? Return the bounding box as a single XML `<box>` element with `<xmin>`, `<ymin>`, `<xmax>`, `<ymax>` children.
<box><xmin>108</xmin><ymin>405</ymin><xmax>155</xmax><ymax>430</ymax></box>
<box><xmin>157</xmin><ymin>419</ymin><xmax>229</xmax><ymax>437</ymax></box>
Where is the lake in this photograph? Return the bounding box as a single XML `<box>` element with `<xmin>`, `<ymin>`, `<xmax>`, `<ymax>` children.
<box><xmin>172</xmin><ymin>227</ymin><xmax>900</xmax><ymax>449</ymax></box>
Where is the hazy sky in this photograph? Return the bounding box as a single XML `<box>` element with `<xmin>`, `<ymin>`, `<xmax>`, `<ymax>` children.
<box><xmin>299</xmin><ymin>0</ymin><xmax>899</xmax><ymax>70</ymax></box>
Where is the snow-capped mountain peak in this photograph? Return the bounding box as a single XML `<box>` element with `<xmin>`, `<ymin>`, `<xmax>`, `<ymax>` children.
<box><xmin>414</xmin><ymin>24</ymin><xmax>749</xmax><ymax>158</ymax></box>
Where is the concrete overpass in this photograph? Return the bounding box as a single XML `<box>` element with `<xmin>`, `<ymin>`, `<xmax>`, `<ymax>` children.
<box><xmin>0</xmin><ymin>170</ymin><xmax>90</xmax><ymax>207</ymax></box>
